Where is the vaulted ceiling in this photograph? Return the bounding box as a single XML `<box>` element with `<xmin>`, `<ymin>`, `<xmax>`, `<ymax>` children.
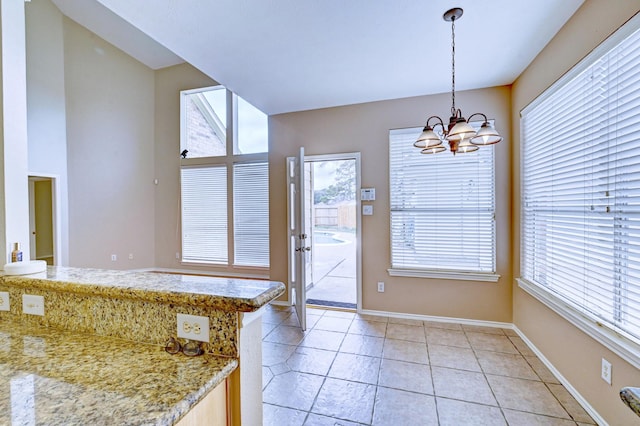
<box><xmin>51</xmin><ymin>0</ymin><xmax>584</xmax><ymax>114</ymax></box>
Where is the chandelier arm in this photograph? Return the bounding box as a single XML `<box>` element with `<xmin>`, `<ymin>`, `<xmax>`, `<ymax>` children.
<box><xmin>425</xmin><ymin>115</ymin><xmax>445</xmax><ymax>130</ymax></box>
<box><xmin>467</xmin><ymin>112</ymin><xmax>489</xmax><ymax>124</ymax></box>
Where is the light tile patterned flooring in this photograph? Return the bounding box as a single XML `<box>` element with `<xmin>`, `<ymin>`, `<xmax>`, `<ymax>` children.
<box><xmin>262</xmin><ymin>304</ymin><xmax>596</xmax><ymax>426</ymax></box>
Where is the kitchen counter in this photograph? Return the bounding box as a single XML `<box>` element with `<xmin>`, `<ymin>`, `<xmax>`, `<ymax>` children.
<box><xmin>0</xmin><ymin>320</ymin><xmax>237</xmax><ymax>426</ymax></box>
<box><xmin>2</xmin><ymin>267</ymin><xmax>284</xmax><ymax>312</ymax></box>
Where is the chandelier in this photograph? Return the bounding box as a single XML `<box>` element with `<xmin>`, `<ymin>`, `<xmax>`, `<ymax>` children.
<box><xmin>414</xmin><ymin>7</ymin><xmax>502</xmax><ymax>155</ymax></box>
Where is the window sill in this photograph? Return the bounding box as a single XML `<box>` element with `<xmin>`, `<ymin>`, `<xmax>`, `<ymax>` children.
<box><xmin>387</xmin><ymin>268</ymin><xmax>500</xmax><ymax>282</ymax></box>
<box><xmin>517</xmin><ymin>278</ymin><xmax>640</xmax><ymax>369</ymax></box>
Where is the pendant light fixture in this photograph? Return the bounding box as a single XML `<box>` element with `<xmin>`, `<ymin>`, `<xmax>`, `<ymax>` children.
<box><xmin>414</xmin><ymin>7</ymin><xmax>502</xmax><ymax>155</ymax></box>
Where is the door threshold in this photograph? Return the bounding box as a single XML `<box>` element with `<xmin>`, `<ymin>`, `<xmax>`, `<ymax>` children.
<box><xmin>306</xmin><ymin>299</ymin><xmax>356</xmax><ymax>310</ymax></box>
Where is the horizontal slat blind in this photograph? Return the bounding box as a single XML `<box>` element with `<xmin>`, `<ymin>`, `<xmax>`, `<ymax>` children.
<box><xmin>181</xmin><ymin>166</ymin><xmax>228</xmax><ymax>263</ymax></box>
<box><xmin>521</xmin><ymin>20</ymin><xmax>640</xmax><ymax>343</ymax></box>
<box><xmin>389</xmin><ymin>127</ymin><xmax>496</xmax><ymax>273</ymax></box>
<box><xmin>234</xmin><ymin>162</ymin><xmax>270</xmax><ymax>267</ymax></box>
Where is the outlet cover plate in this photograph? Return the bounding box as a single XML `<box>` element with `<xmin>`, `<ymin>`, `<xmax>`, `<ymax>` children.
<box><xmin>0</xmin><ymin>292</ymin><xmax>9</xmax><ymax>311</ymax></box>
<box><xmin>377</xmin><ymin>282</ymin><xmax>385</xmax><ymax>292</ymax></box>
<box><xmin>601</xmin><ymin>358</ymin><xmax>612</xmax><ymax>385</ymax></box>
<box><xmin>23</xmin><ymin>294</ymin><xmax>44</xmax><ymax>316</ymax></box>
<box><xmin>177</xmin><ymin>313</ymin><xmax>209</xmax><ymax>343</ymax></box>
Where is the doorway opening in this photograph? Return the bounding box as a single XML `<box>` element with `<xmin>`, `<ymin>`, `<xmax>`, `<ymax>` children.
<box><xmin>304</xmin><ymin>157</ymin><xmax>358</xmax><ymax>309</ymax></box>
<box><xmin>28</xmin><ymin>176</ymin><xmax>57</xmax><ymax>265</ymax></box>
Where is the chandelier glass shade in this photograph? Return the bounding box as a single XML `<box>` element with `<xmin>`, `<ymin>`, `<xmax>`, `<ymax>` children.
<box><xmin>415</xmin><ymin>8</ymin><xmax>502</xmax><ymax>155</ymax></box>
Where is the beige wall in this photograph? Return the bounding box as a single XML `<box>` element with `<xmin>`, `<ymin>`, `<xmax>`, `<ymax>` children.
<box><xmin>25</xmin><ymin>0</ymin><xmax>69</xmax><ymax>265</ymax></box>
<box><xmin>270</xmin><ymin>86</ymin><xmax>513</xmax><ymax>322</ymax></box>
<box><xmin>63</xmin><ymin>16</ymin><xmax>156</xmax><ymax>269</ymax></box>
<box><xmin>512</xmin><ymin>1</ymin><xmax>640</xmax><ymax>424</ymax></box>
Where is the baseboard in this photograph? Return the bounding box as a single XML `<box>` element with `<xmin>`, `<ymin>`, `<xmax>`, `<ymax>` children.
<box><xmin>513</xmin><ymin>325</ymin><xmax>607</xmax><ymax>426</ymax></box>
<box><xmin>358</xmin><ymin>308</ymin><xmax>512</xmax><ymax>329</ymax></box>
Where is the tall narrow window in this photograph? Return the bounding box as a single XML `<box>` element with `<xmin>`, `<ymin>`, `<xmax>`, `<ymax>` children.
<box><xmin>180</xmin><ymin>86</ymin><xmax>269</xmax><ymax>269</ymax></box>
<box><xmin>389</xmin><ymin>126</ymin><xmax>496</xmax><ymax>278</ymax></box>
<box><xmin>520</xmin><ymin>14</ymin><xmax>640</xmax><ymax>355</ymax></box>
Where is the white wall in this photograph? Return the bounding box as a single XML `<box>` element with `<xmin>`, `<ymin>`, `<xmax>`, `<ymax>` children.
<box><xmin>63</xmin><ymin>16</ymin><xmax>156</xmax><ymax>269</ymax></box>
<box><xmin>26</xmin><ymin>0</ymin><xmax>69</xmax><ymax>265</ymax></box>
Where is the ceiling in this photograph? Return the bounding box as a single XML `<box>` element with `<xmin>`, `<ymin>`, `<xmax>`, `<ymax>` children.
<box><xmin>51</xmin><ymin>0</ymin><xmax>584</xmax><ymax>115</ymax></box>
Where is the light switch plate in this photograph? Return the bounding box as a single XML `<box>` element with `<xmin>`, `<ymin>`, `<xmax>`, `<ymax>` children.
<box><xmin>0</xmin><ymin>292</ymin><xmax>9</xmax><ymax>311</ymax></box>
<box><xmin>22</xmin><ymin>294</ymin><xmax>44</xmax><ymax>316</ymax></box>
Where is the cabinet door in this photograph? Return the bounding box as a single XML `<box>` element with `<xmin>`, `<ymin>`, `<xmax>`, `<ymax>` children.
<box><xmin>176</xmin><ymin>379</ymin><xmax>227</xmax><ymax>426</ymax></box>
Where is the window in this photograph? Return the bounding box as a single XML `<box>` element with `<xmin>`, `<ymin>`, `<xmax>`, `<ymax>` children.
<box><xmin>389</xmin><ymin>126</ymin><xmax>497</xmax><ymax>280</ymax></box>
<box><xmin>520</xmin><ymin>14</ymin><xmax>640</xmax><ymax>362</ymax></box>
<box><xmin>180</xmin><ymin>86</ymin><xmax>269</xmax><ymax>269</ymax></box>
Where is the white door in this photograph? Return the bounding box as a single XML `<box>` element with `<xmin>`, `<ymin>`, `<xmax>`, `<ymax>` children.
<box><xmin>287</xmin><ymin>147</ymin><xmax>309</xmax><ymax>330</ymax></box>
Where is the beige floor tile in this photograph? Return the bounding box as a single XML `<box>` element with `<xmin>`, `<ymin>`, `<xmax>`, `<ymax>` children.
<box><xmin>262</xmin><ymin>341</ymin><xmax>297</xmax><ymax>366</ymax></box>
<box><xmin>339</xmin><ymin>333</ymin><xmax>384</xmax><ymax>357</ymax></box>
<box><xmin>372</xmin><ymin>387</ymin><xmax>438</xmax><ymax>426</ymax></box>
<box><xmin>432</xmin><ymin>366</ymin><xmax>497</xmax><ymax>405</ymax></box>
<box><xmin>312</xmin><ymin>378</ymin><xmax>376</xmax><ymax>424</ymax></box>
<box><xmin>436</xmin><ymin>398</ymin><xmax>506</xmax><ymax>426</ymax></box>
<box><xmin>263</xmin><ymin>324</ymin><xmax>307</xmax><ymax>345</ymax></box>
<box><xmin>348</xmin><ymin>319</ymin><xmax>387</xmax><ymax>337</ymax></box>
<box><xmin>378</xmin><ymin>358</ymin><xmax>433</xmax><ymax>394</ymax></box>
<box><xmin>263</xmin><ymin>403</ymin><xmax>307</xmax><ymax>426</ymax></box>
<box><xmin>503</xmin><ymin>409</ymin><xmax>577</xmax><ymax>425</ymax></box>
<box><xmin>287</xmin><ymin>346</ymin><xmax>337</xmax><ymax>376</ymax></box>
<box><xmin>423</xmin><ymin>320</ymin><xmax>463</xmax><ymax>330</ymax></box>
<box><xmin>303</xmin><ymin>413</ymin><xmax>361</xmax><ymax>425</ymax></box>
<box><xmin>328</xmin><ymin>353</ymin><xmax>381</xmax><ymax>384</ymax></box>
<box><xmin>356</xmin><ymin>313</ymin><xmax>389</xmax><ymax>323</ymax></box>
<box><xmin>525</xmin><ymin>355</ymin><xmax>560</xmax><ymax>384</ymax></box>
<box><xmin>388</xmin><ymin>317</ymin><xmax>425</xmax><ymax>326</ymax></box>
<box><xmin>503</xmin><ymin>328</ymin><xmax>519</xmax><ymax>337</ymax></box>
<box><xmin>476</xmin><ymin>350</ymin><xmax>539</xmax><ymax>380</ymax></box>
<box><xmin>299</xmin><ymin>329</ymin><xmax>345</xmax><ymax>351</ymax></box>
<box><xmin>509</xmin><ymin>335</ymin><xmax>536</xmax><ymax>356</ymax></box>
<box><xmin>426</xmin><ymin>327</ymin><xmax>471</xmax><ymax>348</ymax></box>
<box><xmin>322</xmin><ymin>310</ymin><xmax>356</xmax><ymax>319</ymax></box>
<box><xmin>547</xmin><ymin>383</ymin><xmax>596</xmax><ymax>424</ymax></box>
<box><xmin>262</xmin><ymin>320</ymin><xmax>278</xmax><ymax>337</ymax></box>
<box><xmin>314</xmin><ymin>316</ymin><xmax>353</xmax><ymax>333</ymax></box>
<box><xmin>263</xmin><ymin>309</ymin><xmax>293</xmax><ymax>324</ymax></box>
<box><xmin>263</xmin><ymin>371</ymin><xmax>325</xmax><ymax>411</ymax></box>
<box><xmin>386</xmin><ymin>323</ymin><xmax>427</xmax><ymax>343</ymax></box>
<box><xmin>466</xmin><ymin>332</ymin><xmax>519</xmax><ymax>354</ymax></box>
<box><xmin>462</xmin><ymin>324</ymin><xmax>506</xmax><ymax>335</ymax></box>
<box><xmin>262</xmin><ymin>367</ymin><xmax>274</xmax><ymax>390</ymax></box>
<box><xmin>429</xmin><ymin>344</ymin><xmax>482</xmax><ymax>372</ymax></box>
<box><xmin>270</xmin><ymin>361</ymin><xmax>292</xmax><ymax>375</ymax></box>
<box><xmin>487</xmin><ymin>375</ymin><xmax>570</xmax><ymax>418</ymax></box>
<box><xmin>382</xmin><ymin>338</ymin><xmax>429</xmax><ymax>364</ymax></box>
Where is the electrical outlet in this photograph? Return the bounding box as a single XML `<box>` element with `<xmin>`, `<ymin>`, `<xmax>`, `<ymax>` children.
<box><xmin>128</xmin><ymin>253</ymin><xmax>134</xmax><ymax>260</ymax></box>
<box><xmin>175</xmin><ymin>252</ymin><xmax>180</xmax><ymax>259</ymax></box>
<box><xmin>601</xmin><ymin>358</ymin><xmax>612</xmax><ymax>385</ymax></box>
<box><xmin>22</xmin><ymin>294</ymin><xmax>44</xmax><ymax>316</ymax></box>
<box><xmin>177</xmin><ymin>313</ymin><xmax>209</xmax><ymax>343</ymax></box>
<box><xmin>111</xmin><ymin>254</ymin><xmax>117</xmax><ymax>261</ymax></box>
<box><xmin>377</xmin><ymin>281</ymin><xmax>385</xmax><ymax>292</ymax></box>
<box><xmin>0</xmin><ymin>292</ymin><xmax>9</xmax><ymax>311</ymax></box>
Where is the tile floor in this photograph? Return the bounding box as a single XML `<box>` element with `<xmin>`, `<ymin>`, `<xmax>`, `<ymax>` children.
<box><xmin>262</xmin><ymin>304</ymin><xmax>597</xmax><ymax>426</ymax></box>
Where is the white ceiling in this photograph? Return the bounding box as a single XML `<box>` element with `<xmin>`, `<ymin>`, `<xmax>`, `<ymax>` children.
<box><xmin>51</xmin><ymin>0</ymin><xmax>584</xmax><ymax>115</ymax></box>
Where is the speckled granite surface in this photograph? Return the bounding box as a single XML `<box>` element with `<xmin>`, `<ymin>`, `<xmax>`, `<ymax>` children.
<box><xmin>620</xmin><ymin>387</ymin><xmax>640</xmax><ymax>417</ymax></box>
<box><xmin>0</xmin><ymin>320</ymin><xmax>237</xmax><ymax>426</ymax></box>
<box><xmin>2</xmin><ymin>266</ymin><xmax>285</xmax><ymax>312</ymax></box>
<box><xmin>0</xmin><ymin>267</ymin><xmax>284</xmax><ymax>356</ymax></box>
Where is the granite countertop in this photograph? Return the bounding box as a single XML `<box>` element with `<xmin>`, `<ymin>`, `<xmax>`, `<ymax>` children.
<box><xmin>0</xmin><ymin>320</ymin><xmax>237</xmax><ymax>426</ymax></box>
<box><xmin>620</xmin><ymin>387</ymin><xmax>640</xmax><ymax>417</ymax></box>
<box><xmin>2</xmin><ymin>266</ymin><xmax>285</xmax><ymax>312</ymax></box>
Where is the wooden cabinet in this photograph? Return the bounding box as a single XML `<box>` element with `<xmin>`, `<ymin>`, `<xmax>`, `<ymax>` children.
<box><xmin>176</xmin><ymin>379</ymin><xmax>228</xmax><ymax>426</ymax></box>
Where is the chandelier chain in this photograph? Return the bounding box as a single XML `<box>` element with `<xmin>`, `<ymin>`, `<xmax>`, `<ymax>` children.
<box><xmin>451</xmin><ymin>17</ymin><xmax>456</xmax><ymax>115</ymax></box>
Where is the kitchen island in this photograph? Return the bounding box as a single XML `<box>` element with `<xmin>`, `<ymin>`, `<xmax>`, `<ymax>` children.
<box><xmin>0</xmin><ymin>267</ymin><xmax>285</xmax><ymax>425</ymax></box>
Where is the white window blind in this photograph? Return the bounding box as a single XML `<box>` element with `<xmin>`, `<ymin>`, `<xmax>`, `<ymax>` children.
<box><xmin>181</xmin><ymin>166</ymin><xmax>228</xmax><ymax>263</ymax></box>
<box><xmin>234</xmin><ymin>162</ymin><xmax>270</xmax><ymax>267</ymax></box>
<box><xmin>389</xmin><ymin>127</ymin><xmax>496</xmax><ymax>274</ymax></box>
<box><xmin>521</xmin><ymin>18</ymin><xmax>640</xmax><ymax>346</ymax></box>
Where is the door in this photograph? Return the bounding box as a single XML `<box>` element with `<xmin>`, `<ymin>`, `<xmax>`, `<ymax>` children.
<box><xmin>287</xmin><ymin>147</ymin><xmax>309</xmax><ymax>330</ymax></box>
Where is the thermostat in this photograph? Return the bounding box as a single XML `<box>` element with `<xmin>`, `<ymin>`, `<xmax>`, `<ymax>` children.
<box><xmin>361</xmin><ymin>188</ymin><xmax>376</xmax><ymax>201</ymax></box>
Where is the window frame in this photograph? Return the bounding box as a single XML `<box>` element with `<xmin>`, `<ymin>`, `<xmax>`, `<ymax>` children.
<box><xmin>179</xmin><ymin>86</ymin><xmax>269</xmax><ymax>272</ymax></box>
<box><xmin>518</xmin><ymin>12</ymin><xmax>640</xmax><ymax>369</ymax></box>
<box><xmin>388</xmin><ymin>125</ymin><xmax>499</xmax><ymax>282</ymax></box>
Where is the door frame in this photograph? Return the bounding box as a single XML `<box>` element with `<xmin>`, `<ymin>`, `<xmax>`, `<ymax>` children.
<box><xmin>28</xmin><ymin>174</ymin><xmax>61</xmax><ymax>265</ymax></box>
<box><xmin>300</xmin><ymin>152</ymin><xmax>362</xmax><ymax>311</ymax></box>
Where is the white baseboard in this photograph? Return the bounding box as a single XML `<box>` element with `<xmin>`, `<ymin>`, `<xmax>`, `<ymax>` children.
<box><xmin>513</xmin><ymin>325</ymin><xmax>607</xmax><ymax>426</ymax></box>
<box><xmin>358</xmin><ymin>308</ymin><xmax>512</xmax><ymax>329</ymax></box>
